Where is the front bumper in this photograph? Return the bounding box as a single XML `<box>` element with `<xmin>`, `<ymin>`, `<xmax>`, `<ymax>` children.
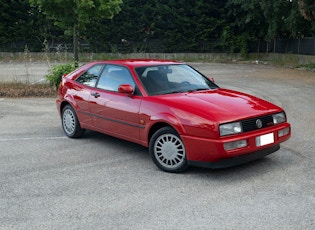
<box><xmin>181</xmin><ymin>122</ymin><xmax>290</xmax><ymax>167</ymax></box>
<box><xmin>188</xmin><ymin>144</ymin><xmax>280</xmax><ymax>169</ymax></box>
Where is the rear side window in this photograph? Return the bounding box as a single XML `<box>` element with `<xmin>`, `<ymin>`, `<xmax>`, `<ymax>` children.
<box><xmin>76</xmin><ymin>64</ymin><xmax>104</xmax><ymax>87</ymax></box>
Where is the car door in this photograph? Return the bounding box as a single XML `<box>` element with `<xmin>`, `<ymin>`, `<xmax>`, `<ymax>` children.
<box><xmin>89</xmin><ymin>64</ymin><xmax>142</xmax><ymax>142</ymax></box>
<box><xmin>72</xmin><ymin>64</ymin><xmax>104</xmax><ymax>126</ymax></box>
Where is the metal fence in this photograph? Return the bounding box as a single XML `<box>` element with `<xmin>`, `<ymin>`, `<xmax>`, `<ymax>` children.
<box><xmin>248</xmin><ymin>37</ymin><xmax>315</xmax><ymax>55</ymax></box>
<box><xmin>1</xmin><ymin>37</ymin><xmax>315</xmax><ymax>55</ymax></box>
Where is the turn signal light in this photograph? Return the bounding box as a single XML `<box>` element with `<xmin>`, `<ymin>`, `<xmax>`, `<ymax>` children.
<box><xmin>278</xmin><ymin>127</ymin><xmax>290</xmax><ymax>137</ymax></box>
<box><xmin>224</xmin><ymin>140</ymin><xmax>247</xmax><ymax>151</ymax></box>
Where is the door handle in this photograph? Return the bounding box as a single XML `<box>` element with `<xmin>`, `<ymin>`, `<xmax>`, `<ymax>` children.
<box><xmin>91</xmin><ymin>92</ymin><xmax>100</xmax><ymax>98</ymax></box>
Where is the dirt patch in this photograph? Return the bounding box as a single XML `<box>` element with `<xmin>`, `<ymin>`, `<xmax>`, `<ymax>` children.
<box><xmin>0</xmin><ymin>82</ymin><xmax>56</xmax><ymax>98</ymax></box>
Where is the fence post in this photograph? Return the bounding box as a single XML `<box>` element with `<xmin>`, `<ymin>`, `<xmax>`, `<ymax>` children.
<box><xmin>266</xmin><ymin>40</ymin><xmax>268</xmax><ymax>54</ymax></box>
<box><xmin>298</xmin><ymin>38</ymin><xmax>300</xmax><ymax>54</ymax></box>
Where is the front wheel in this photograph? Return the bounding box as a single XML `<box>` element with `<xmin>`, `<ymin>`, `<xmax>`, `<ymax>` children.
<box><xmin>61</xmin><ymin>104</ymin><xmax>85</xmax><ymax>138</ymax></box>
<box><xmin>149</xmin><ymin>127</ymin><xmax>188</xmax><ymax>173</ymax></box>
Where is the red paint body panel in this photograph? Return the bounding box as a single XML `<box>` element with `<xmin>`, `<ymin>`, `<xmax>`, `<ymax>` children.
<box><xmin>89</xmin><ymin>89</ymin><xmax>142</xmax><ymax>143</ymax></box>
<box><xmin>56</xmin><ymin>59</ymin><xmax>291</xmax><ymax>168</ymax></box>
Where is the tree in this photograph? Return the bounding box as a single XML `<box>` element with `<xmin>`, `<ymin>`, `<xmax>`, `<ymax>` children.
<box><xmin>0</xmin><ymin>0</ymin><xmax>50</xmax><ymax>51</ymax></box>
<box><xmin>225</xmin><ymin>0</ymin><xmax>313</xmax><ymax>53</ymax></box>
<box><xmin>93</xmin><ymin>0</ymin><xmax>227</xmax><ymax>53</ymax></box>
<box><xmin>29</xmin><ymin>0</ymin><xmax>123</xmax><ymax>66</ymax></box>
<box><xmin>225</xmin><ymin>0</ymin><xmax>290</xmax><ymax>41</ymax></box>
<box><xmin>298</xmin><ymin>0</ymin><xmax>315</xmax><ymax>35</ymax></box>
<box><xmin>153</xmin><ymin>0</ymin><xmax>226</xmax><ymax>52</ymax></box>
<box><xmin>299</xmin><ymin>0</ymin><xmax>315</xmax><ymax>21</ymax></box>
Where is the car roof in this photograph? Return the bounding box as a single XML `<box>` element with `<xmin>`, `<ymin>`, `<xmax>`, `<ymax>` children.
<box><xmin>91</xmin><ymin>59</ymin><xmax>182</xmax><ymax>68</ymax></box>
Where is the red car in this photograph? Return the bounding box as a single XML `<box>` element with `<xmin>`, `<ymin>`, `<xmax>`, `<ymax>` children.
<box><xmin>56</xmin><ymin>59</ymin><xmax>291</xmax><ymax>173</ymax></box>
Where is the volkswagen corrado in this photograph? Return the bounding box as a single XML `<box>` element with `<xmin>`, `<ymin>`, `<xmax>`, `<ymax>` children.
<box><xmin>56</xmin><ymin>59</ymin><xmax>291</xmax><ymax>173</ymax></box>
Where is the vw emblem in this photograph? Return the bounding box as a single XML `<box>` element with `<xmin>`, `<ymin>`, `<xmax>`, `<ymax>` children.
<box><xmin>256</xmin><ymin>119</ymin><xmax>263</xmax><ymax>128</ymax></box>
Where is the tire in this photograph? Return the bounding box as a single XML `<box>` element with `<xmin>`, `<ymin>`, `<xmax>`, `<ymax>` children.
<box><xmin>149</xmin><ymin>127</ymin><xmax>188</xmax><ymax>173</ymax></box>
<box><xmin>61</xmin><ymin>104</ymin><xmax>85</xmax><ymax>138</ymax></box>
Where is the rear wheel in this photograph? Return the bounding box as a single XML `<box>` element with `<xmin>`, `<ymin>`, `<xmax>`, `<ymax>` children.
<box><xmin>149</xmin><ymin>127</ymin><xmax>188</xmax><ymax>173</ymax></box>
<box><xmin>61</xmin><ymin>105</ymin><xmax>85</xmax><ymax>138</ymax></box>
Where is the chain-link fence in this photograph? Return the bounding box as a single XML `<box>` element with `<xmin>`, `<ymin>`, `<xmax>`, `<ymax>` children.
<box><xmin>1</xmin><ymin>37</ymin><xmax>315</xmax><ymax>55</ymax></box>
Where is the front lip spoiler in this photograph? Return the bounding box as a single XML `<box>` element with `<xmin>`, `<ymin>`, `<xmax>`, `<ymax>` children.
<box><xmin>188</xmin><ymin>144</ymin><xmax>280</xmax><ymax>169</ymax></box>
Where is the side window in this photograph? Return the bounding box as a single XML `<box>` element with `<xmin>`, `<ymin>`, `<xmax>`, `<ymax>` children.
<box><xmin>76</xmin><ymin>64</ymin><xmax>103</xmax><ymax>87</ymax></box>
<box><xmin>96</xmin><ymin>65</ymin><xmax>135</xmax><ymax>92</ymax></box>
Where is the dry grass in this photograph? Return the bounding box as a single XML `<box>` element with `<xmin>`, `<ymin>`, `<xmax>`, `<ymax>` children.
<box><xmin>0</xmin><ymin>82</ymin><xmax>57</xmax><ymax>98</ymax></box>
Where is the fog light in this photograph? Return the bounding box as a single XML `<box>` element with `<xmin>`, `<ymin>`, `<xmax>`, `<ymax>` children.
<box><xmin>278</xmin><ymin>127</ymin><xmax>290</xmax><ymax>137</ymax></box>
<box><xmin>224</xmin><ymin>140</ymin><xmax>247</xmax><ymax>151</ymax></box>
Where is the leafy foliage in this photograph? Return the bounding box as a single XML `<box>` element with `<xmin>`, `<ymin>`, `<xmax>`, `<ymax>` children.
<box><xmin>0</xmin><ymin>0</ymin><xmax>314</xmax><ymax>54</ymax></box>
<box><xmin>299</xmin><ymin>0</ymin><xmax>315</xmax><ymax>21</ymax></box>
<box><xmin>0</xmin><ymin>0</ymin><xmax>57</xmax><ymax>51</ymax></box>
<box><xmin>46</xmin><ymin>64</ymin><xmax>76</xmax><ymax>89</ymax></box>
<box><xmin>84</xmin><ymin>0</ymin><xmax>314</xmax><ymax>53</ymax></box>
<box><xmin>225</xmin><ymin>0</ymin><xmax>313</xmax><ymax>40</ymax></box>
<box><xmin>29</xmin><ymin>0</ymin><xmax>123</xmax><ymax>64</ymax></box>
<box><xmin>29</xmin><ymin>0</ymin><xmax>122</xmax><ymax>30</ymax></box>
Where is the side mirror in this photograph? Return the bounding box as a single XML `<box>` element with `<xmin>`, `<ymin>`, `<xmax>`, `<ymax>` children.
<box><xmin>118</xmin><ymin>84</ymin><xmax>134</xmax><ymax>95</ymax></box>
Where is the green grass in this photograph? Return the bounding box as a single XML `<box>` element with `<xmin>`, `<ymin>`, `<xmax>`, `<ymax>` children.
<box><xmin>295</xmin><ymin>63</ymin><xmax>315</xmax><ymax>70</ymax></box>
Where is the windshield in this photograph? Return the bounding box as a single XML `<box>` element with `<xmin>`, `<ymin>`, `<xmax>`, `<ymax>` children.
<box><xmin>135</xmin><ymin>64</ymin><xmax>219</xmax><ymax>95</ymax></box>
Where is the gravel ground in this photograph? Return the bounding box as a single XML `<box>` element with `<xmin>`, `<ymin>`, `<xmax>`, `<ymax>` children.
<box><xmin>0</xmin><ymin>62</ymin><xmax>314</xmax><ymax>229</ymax></box>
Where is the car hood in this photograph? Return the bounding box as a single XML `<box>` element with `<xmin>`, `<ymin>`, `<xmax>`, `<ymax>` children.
<box><xmin>150</xmin><ymin>88</ymin><xmax>282</xmax><ymax>123</ymax></box>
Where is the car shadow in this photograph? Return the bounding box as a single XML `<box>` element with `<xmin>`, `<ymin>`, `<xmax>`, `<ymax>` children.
<box><xmin>183</xmin><ymin>156</ymin><xmax>284</xmax><ymax>181</ymax></box>
<box><xmin>73</xmin><ymin>130</ymin><xmax>286</xmax><ymax>178</ymax></box>
<box><xmin>80</xmin><ymin>130</ymin><xmax>149</xmax><ymax>155</ymax></box>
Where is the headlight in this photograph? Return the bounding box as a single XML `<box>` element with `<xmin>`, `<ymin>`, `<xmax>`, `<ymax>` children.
<box><xmin>219</xmin><ymin>122</ymin><xmax>242</xmax><ymax>136</ymax></box>
<box><xmin>272</xmin><ymin>112</ymin><xmax>286</xmax><ymax>124</ymax></box>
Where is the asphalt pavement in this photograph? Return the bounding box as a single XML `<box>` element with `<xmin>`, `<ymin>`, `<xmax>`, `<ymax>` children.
<box><xmin>0</xmin><ymin>62</ymin><xmax>314</xmax><ymax>229</ymax></box>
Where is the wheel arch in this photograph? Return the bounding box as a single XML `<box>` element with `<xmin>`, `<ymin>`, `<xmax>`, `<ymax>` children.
<box><xmin>61</xmin><ymin>103</ymin><xmax>85</xmax><ymax>138</ymax></box>
<box><xmin>60</xmin><ymin>101</ymin><xmax>70</xmax><ymax>115</ymax></box>
<box><xmin>147</xmin><ymin>119</ymin><xmax>186</xmax><ymax>145</ymax></box>
<box><xmin>58</xmin><ymin>94</ymin><xmax>77</xmax><ymax>117</ymax></box>
<box><xmin>148</xmin><ymin>122</ymin><xmax>169</xmax><ymax>144</ymax></box>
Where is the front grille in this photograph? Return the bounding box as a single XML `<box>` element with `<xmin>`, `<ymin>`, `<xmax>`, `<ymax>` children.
<box><xmin>241</xmin><ymin>115</ymin><xmax>274</xmax><ymax>132</ymax></box>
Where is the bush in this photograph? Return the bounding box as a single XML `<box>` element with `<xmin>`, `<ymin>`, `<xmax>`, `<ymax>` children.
<box><xmin>46</xmin><ymin>63</ymin><xmax>76</xmax><ymax>89</ymax></box>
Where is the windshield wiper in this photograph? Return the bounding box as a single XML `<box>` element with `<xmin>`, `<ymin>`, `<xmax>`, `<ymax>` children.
<box><xmin>187</xmin><ymin>88</ymin><xmax>209</xmax><ymax>92</ymax></box>
<box><xmin>164</xmin><ymin>87</ymin><xmax>209</xmax><ymax>95</ymax></box>
<box><xmin>165</xmin><ymin>90</ymin><xmax>187</xmax><ymax>94</ymax></box>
